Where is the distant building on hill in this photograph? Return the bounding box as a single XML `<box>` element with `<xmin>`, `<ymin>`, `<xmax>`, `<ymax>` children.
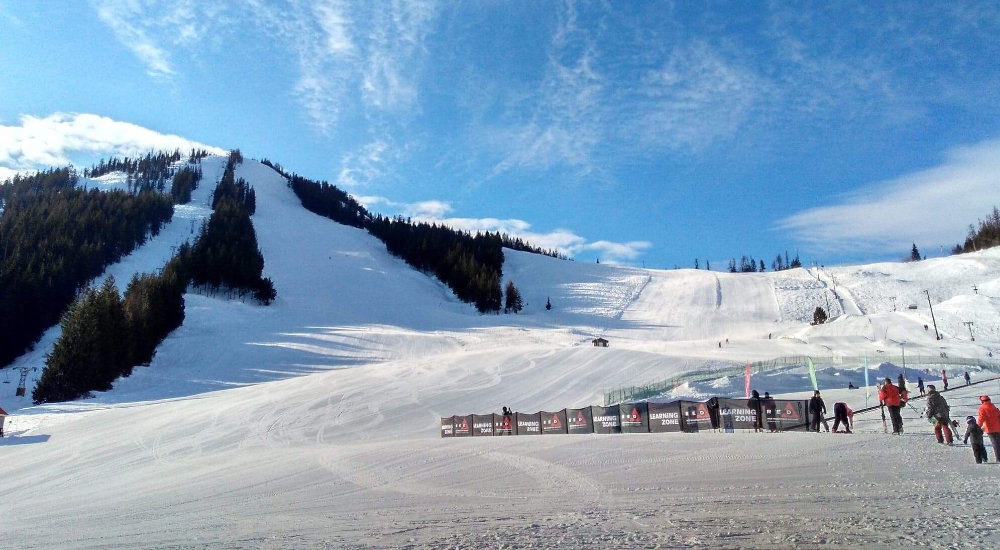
<box><xmin>592</xmin><ymin>337</ymin><xmax>609</xmax><ymax>347</ymax></box>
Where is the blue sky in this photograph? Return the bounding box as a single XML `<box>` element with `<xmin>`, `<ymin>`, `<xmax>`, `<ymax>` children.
<box><xmin>2</xmin><ymin>1</ymin><xmax>1000</xmax><ymax>269</ymax></box>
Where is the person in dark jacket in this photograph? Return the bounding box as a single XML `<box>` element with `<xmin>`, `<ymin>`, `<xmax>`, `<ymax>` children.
<box><xmin>809</xmin><ymin>390</ymin><xmax>829</xmax><ymax>432</ymax></box>
<box><xmin>706</xmin><ymin>397</ymin><xmax>721</xmax><ymax>430</ymax></box>
<box><xmin>747</xmin><ymin>390</ymin><xmax>764</xmax><ymax>432</ymax></box>
<box><xmin>963</xmin><ymin>416</ymin><xmax>988</xmax><ymax>464</ymax></box>
<box><xmin>917</xmin><ymin>377</ymin><xmax>925</xmax><ymax>397</ymax></box>
<box><xmin>763</xmin><ymin>392</ymin><xmax>778</xmax><ymax>432</ymax></box>
<box><xmin>925</xmin><ymin>385</ymin><xmax>953</xmax><ymax>445</ymax></box>
<box><xmin>964</xmin><ymin>371</ymin><xmax>971</xmax><ymax>385</ymax></box>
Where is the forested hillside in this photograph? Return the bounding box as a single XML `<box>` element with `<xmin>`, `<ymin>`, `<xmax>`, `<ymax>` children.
<box><xmin>0</xmin><ymin>169</ymin><xmax>175</xmax><ymax>368</ymax></box>
<box><xmin>32</xmin><ymin>151</ymin><xmax>274</xmax><ymax>403</ymax></box>
<box><xmin>266</xmin><ymin>159</ymin><xmax>560</xmax><ymax>313</ymax></box>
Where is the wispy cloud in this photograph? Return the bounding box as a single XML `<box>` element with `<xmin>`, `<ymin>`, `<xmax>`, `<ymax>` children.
<box><xmin>486</xmin><ymin>3</ymin><xmax>766</xmax><ymax>181</ymax></box>
<box><xmin>354</xmin><ymin>195</ymin><xmax>651</xmax><ymax>263</ymax></box>
<box><xmin>337</xmin><ymin>139</ymin><xmax>389</xmax><ymax>188</ymax></box>
<box><xmin>91</xmin><ymin>0</ymin><xmax>216</xmax><ymax>79</ymax></box>
<box><xmin>0</xmin><ymin>112</ymin><xmax>224</xmax><ymax>176</ymax></box>
<box><xmin>90</xmin><ymin>1</ymin><xmax>437</xmax><ymax>133</ymax></box>
<box><xmin>629</xmin><ymin>41</ymin><xmax>765</xmax><ymax>152</ymax></box>
<box><xmin>776</xmin><ymin>139</ymin><xmax>1000</xmax><ymax>256</ymax></box>
<box><xmin>489</xmin><ymin>2</ymin><xmax>605</xmax><ymax>178</ymax></box>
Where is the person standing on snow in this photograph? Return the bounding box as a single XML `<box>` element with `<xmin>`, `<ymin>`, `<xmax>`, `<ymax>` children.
<box><xmin>763</xmin><ymin>392</ymin><xmax>778</xmax><ymax>432</ymax></box>
<box><xmin>925</xmin><ymin>385</ymin><xmax>953</xmax><ymax>445</ymax></box>
<box><xmin>964</xmin><ymin>371</ymin><xmax>971</xmax><ymax>385</ymax></box>
<box><xmin>748</xmin><ymin>390</ymin><xmax>764</xmax><ymax>432</ymax></box>
<box><xmin>809</xmin><ymin>390</ymin><xmax>829</xmax><ymax>432</ymax></box>
<box><xmin>941</xmin><ymin>370</ymin><xmax>948</xmax><ymax>390</ymax></box>
<box><xmin>879</xmin><ymin>378</ymin><xmax>904</xmax><ymax>434</ymax></box>
<box><xmin>917</xmin><ymin>377</ymin><xmax>925</xmax><ymax>397</ymax></box>
<box><xmin>977</xmin><ymin>395</ymin><xmax>1000</xmax><ymax>462</ymax></box>
<box><xmin>963</xmin><ymin>416</ymin><xmax>988</xmax><ymax>464</ymax></box>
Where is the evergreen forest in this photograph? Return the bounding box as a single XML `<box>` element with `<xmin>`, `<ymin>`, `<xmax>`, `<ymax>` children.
<box><xmin>0</xmin><ymin>169</ymin><xmax>174</xmax><ymax>368</ymax></box>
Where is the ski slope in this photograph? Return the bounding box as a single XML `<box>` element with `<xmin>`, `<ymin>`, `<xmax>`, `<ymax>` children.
<box><xmin>2</xmin><ymin>157</ymin><xmax>1000</xmax><ymax>548</ymax></box>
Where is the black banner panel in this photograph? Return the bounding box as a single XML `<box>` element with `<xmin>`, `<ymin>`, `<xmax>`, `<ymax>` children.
<box><xmin>772</xmin><ymin>399</ymin><xmax>809</xmax><ymax>431</ymax></box>
<box><xmin>718</xmin><ymin>399</ymin><xmax>759</xmax><ymax>431</ymax></box>
<box><xmin>453</xmin><ymin>415</ymin><xmax>474</xmax><ymax>437</ymax></box>
<box><xmin>496</xmin><ymin>413</ymin><xmax>515</xmax><ymax>436</ymax></box>
<box><xmin>679</xmin><ymin>401</ymin><xmax>714</xmax><ymax>432</ymax></box>
<box><xmin>472</xmin><ymin>414</ymin><xmax>496</xmax><ymax>436</ymax></box>
<box><xmin>591</xmin><ymin>405</ymin><xmax>621</xmax><ymax>434</ymax></box>
<box><xmin>515</xmin><ymin>412</ymin><xmax>542</xmax><ymax>435</ymax></box>
<box><xmin>619</xmin><ymin>402</ymin><xmax>649</xmax><ymax>433</ymax></box>
<box><xmin>566</xmin><ymin>407</ymin><xmax>594</xmax><ymax>434</ymax></box>
<box><xmin>648</xmin><ymin>402</ymin><xmax>682</xmax><ymax>433</ymax></box>
<box><xmin>540</xmin><ymin>410</ymin><xmax>568</xmax><ymax>435</ymax></box>
<box><xmin>441</xmin><ymin>417</ymin><xmax>454</xmax><ymax>438</ymax></box>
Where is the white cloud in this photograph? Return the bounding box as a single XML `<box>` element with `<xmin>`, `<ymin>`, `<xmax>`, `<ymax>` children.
<box><xmin>579</xmin><ymin>240</ymin><xmax>653</xmax><ymax>263</ymax></box>
<box><xmin>0</xmin><ymin>113</ymin><xmax>224</xmax><ymax>174</ymax></box>
<box><xmin>93</xmin><ymin>0</ymin><xmax>181</xmax><ymax>79</ymax></box>
<box><xmin>337</xmin><ymin>140</ymin><xmax>389</xmax><ymax>188</ymax></box>
<box><xmin>354</xmin><ymin>195</ymin><xmax>650</xmax><ymax>263</ymax></box>
<box><xmin>630</xmin><ymin>41</ymin><xmax>765</xmax><ymax>152</ymax></box>
<box><xmin>776</xmin><ymin>139</ymin><xmax>1000</xmax><ymax>256</ymax></box>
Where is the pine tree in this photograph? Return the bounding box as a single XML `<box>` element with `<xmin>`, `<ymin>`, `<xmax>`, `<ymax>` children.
<box><xmin>504</xmin><ymin>281</ymin><xmax>523</xmax><ymax>314</ymax></box>
<box><xmin>910</xmin><ymin>243</ymin><xmax>921</xmax><ymax>262</ymax></box>
<box><xmin>545</xmin><ymin>297</ymin><xmax>552</xmax><ymax>311</ymax></box>
<box><xmin>813</xmin><ymin>306</ymin><xmax>828</xmax><ymax>325</ymax></box>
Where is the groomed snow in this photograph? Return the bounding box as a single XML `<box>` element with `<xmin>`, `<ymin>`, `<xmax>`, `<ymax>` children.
<box><xmin>2</xmin><ymin>157</ymin><xmax>999</xmax><ymax>548</ymax></box>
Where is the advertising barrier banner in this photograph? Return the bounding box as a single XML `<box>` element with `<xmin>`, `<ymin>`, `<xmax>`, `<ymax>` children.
<box><xmin>566</xmin><ymin>407</ymin><xmax>594</xmax><ymax>434</ymax></box>
<box><xmin>773</xmin><ymin>400</ymin><xmax>809</xmax><ymax>431</ymax></box>
<box><xmin>648</xmin><ymin>401</ymin><xmax>682</xmax><ymax>433</ymax></box>
<box><xmin>515</xmin><ymin>412</ymin><xmax>542</xmax><ymax>435</ymax></box>
<box><xmin>619</xmin><ymin>402</ymin><xmax>649</xmax><ymax>433</ymax></box>
<box><xmin>592</xmin><ymin>405</ymin><xmax>621</xmax><ymax>434</ymax></box>
<box><xmin>496</xmin><ymin>413</ymin><xmax>515</xmax><ymax>435</ymax></box>
<box><xmin>718</xmin><ymin>398</ymin><xmax>759</xmax><ymax>431</ymax></box>
<box><xmin>472</xmin><ymin>414</ymin><xmax>496</xmax><ymax>436</ymax></box>
<box><xmin>453</xmin><ymin>414</ymin><xmax>474</xmax><ymax>437</ymax></box>
<box><xmin>441</xmin><ymin>417</ymin><xmax>454</xmax><ymax>438</ymax></box>
<box><xmin>441</xmin><ymin>398</ymin><xmax>811</xmax><ymax>438</ymax></box>
<box><xmin>540</xmin><ymin>410</ymin><xmax>568</xmax><ymax>435</ymax></box>
<box><xmin>679</xmin><ymin>400</ymin><xmax>714</xmax><ymax>432</ymax></box>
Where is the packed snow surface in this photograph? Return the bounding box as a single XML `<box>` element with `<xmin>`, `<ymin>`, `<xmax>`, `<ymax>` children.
<box><xmin>2</xmin><ymin>158</ymin><xmax>1000</xmax><ymax>548</ymax></box>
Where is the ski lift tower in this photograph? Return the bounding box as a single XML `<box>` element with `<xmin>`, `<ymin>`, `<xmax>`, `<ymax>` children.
<box><xmin>13</xmin><ymin>366</ymin><xmax>36</xmax><ymax>397</ymax></box>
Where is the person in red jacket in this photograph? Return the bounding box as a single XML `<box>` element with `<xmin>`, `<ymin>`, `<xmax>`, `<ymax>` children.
<box><xmin>879</xmin><ymin>378</ymin><xmax>904</xmax><ymax>434</ymax></box>
<box><xmin>978</xmin><ymin>395</ymin><xmax>1000</xmax><ymax>462</ymax></box>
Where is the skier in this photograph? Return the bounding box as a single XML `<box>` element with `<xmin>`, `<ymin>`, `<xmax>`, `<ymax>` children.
<box><xmin>917</xmin><ymin>377</ymin><xmax>925</xmax><ymax>397</ymax></box>
<box><xmin>963</xmin><ymin>416</ymin><xmax>988</xmax><ymax>464</ymax></box>
<box><xmin>977</xmin><ymin>395</ymin><xmax>1000</xmax><ymax>462</ymax></box>
<box><xmin>832</xmin><ymin>402</ymin><xmax>853</xmax><ymax>433</ymax></box>
<box><xmin>879</xmin><ymin>378</ymin><xmax>904</xmax><ymax>434</ymax></box>
<box><xmin>748</xmin><ymin>390</ymin><xmax>763</xmax><ymax>432</ymax></box>
<box><xmin>925</xmin><ymin>385</ymin><xmax>953</xmax><ymax>445</ymax></box>
<box><xmin>809</xmin><ymin>390</ymin><xmax>829</xmax><ymax>432</ymax></box>
<box><xmin>964</xmin><ymin>371</ymin><xmax>971</xmax><ymax>385</ymax></box>
<box><xmin>897</xmin><ymin>374</ymin><xmax>906</xmax><ymax>393</ymax></box>
<box><xmin>941</xmin><ymin>369</ymin><xmax>948</xmax><ymax>390</ymax></box>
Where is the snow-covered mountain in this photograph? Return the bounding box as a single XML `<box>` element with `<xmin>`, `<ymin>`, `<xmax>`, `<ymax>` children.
<box><xmin>2</xmin><ymin>157</ymin><xmax>999</xmax><ymax>549</ymax></box>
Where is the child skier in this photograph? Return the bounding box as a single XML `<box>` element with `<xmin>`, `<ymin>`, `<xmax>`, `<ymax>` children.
<box><xmin>963</xmin><ymin>416</ymin><xmax>988</xmax><ymax>464</ymax></box>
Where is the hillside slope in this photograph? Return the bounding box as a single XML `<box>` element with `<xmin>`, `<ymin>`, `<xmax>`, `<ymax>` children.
<box><xmin>1</xmin><ymin>157</ymin><xmax>1000</xmax><ymax>548</ymax></box>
